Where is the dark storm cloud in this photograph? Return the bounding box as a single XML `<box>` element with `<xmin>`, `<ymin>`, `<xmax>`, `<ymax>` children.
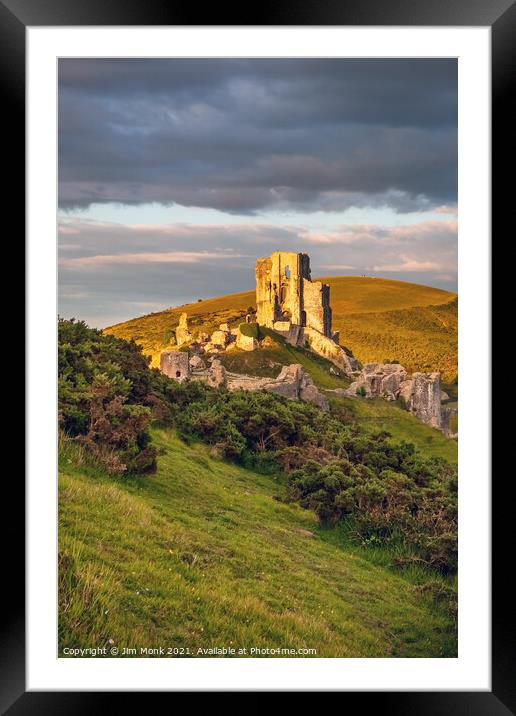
<box><xmin>58</xmin><ymin>59</ymin><xmax>457</xmax><ymax>213</ymax></box>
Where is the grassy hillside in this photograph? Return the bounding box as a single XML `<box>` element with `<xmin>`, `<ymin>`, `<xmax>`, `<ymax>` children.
<box><xmin>317</xmin><ymin>275</ymin><xmax>454</xmax><ymax>314</ymax></box>
<box><xmin>337</xmin><ymin>298</ymin><xmax>458</xmax><ymax>384</ymax></box>
<box><xmin>59</xmin><ymin>428</ymin><xmax>457</xmax><ymax>658</ymax></box>
<box><xmin>329</xmin><ymin>396</ymin><xmax>457</xmax><ymax>465</ymax></box>
<box><xmin>104</xmin><ymin>277</ymin><xmax>457</xmax><ymax>382</ymax></box>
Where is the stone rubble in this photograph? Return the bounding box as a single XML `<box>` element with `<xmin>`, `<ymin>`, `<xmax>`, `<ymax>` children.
<box><xmin>207</xmin><ymin>359</ymin><xmax>227</xmax><ymax>388</ymax></box>
<box><xmin>175</xmin><ymin>312</ymin><xmax>193</xmax><ymax>347</ymax></box>
<box><xmin>227</xmin><ymin>363</ymin><xmax>329</xmax><ymax>411</ymax></box>
<box><xmin>341</xmin><ymin>363</ymin><xmax>446</xmax><ymax>431</ymax></box>
<box><xmin>236</xmin><ymin>325</ymin><xmax>259</xmax><ymax>352</ymax></box>
<box><xmin>189</xmin><ymin>354</ymin><xmax>206</xmax><ymax>371</ymax></box>
<box><xmin>344</xmin><ymin>363</ymin><xmax>407</xmax><ymax>400</ymax></box>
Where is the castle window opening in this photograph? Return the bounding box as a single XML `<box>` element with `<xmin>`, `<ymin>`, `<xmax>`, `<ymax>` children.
<box><xmin>176</xmin><ymin>371</ymin><xmax>181</xmax><ymax>378</ymax></box>
<box><xmin>285</xmin><ymin>265</ymin><xmax>291</xmax><ymax>279</ymax></box>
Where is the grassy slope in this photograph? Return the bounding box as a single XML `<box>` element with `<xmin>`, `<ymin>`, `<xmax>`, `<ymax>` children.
<box><xmin>104</xmin><ymin>277</ymin><xmax>457</xmax><ymax>380</ymax></box>
<box><xmin>339</xmin><ymin>299</ymin><xmax>458</xmax><ymax>383</ymax></box>
<box><xmin>330</xmin><ymin>396</ymin><xmax>457</xmax><ymax>464</ymax></box>
<box><xmin>59</xmin><ymin>428</ymin><xmax>456</xmax><ymax>658</ymax></box>
<box><xmin>220</xmin><ymin>329</ymin><xmax>351</xmax><ymax>390</ymax></box>
<box><xmin>317</xmin><ymin>276</ymin><xmax>454</xmax><ymax>314</ymax></box>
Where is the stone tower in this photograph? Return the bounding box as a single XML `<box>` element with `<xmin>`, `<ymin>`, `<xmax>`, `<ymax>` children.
<box><xmin>255</xmin><ymin>251</ymin><xmax>332</xmax><ymax>337</ymax></box>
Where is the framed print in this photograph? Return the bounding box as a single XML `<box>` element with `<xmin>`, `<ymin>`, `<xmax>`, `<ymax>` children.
<box><xmin>4</xmin><ymin>0</ymin><xmax>512</xmax><ymax>709</ymax></box>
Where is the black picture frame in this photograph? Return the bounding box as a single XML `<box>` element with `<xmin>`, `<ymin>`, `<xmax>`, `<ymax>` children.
<box><xmin>6</xmin><ymin>0</ymin><xmax>510</xmax><ymax>710</ymax></box>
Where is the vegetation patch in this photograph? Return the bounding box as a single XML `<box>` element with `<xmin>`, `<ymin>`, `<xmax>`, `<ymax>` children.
<box><xmin>330</xmin><ymin>396</ymin><xmax>458</xmax><ymax>465</ymax></box>
<box><xmin>238</xmin><ymin>322</ymin><xmax>259</xmax><ymax>339</ymax></box>
<box><xmin>58</xmin><ymin>319</ymin><xmax>158</xmax><ymax>475</ymax></box>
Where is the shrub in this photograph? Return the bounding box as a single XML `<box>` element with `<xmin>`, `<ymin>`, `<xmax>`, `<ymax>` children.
<box><xmin>285</xmin><ymin>449</ymin><xmax>457</xmax><ymax>573</ymax></box>
<box><xmin>58</xmin><ymin>319</ymin><xmax>157</xmax><ymax>475</ymax></box>
<box><xmin>238</xmin><ymin>322</ymin><xmax>259</xmax><ymax>339</ymax></box>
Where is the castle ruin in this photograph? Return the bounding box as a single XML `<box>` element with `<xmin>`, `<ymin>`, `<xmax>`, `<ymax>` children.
<box><xmin>255</xmin><ymin>251</ymin><xmax>359</xmax><ymax>374</ymax></box>
<box><xmin>157</xmin><ymin>250</ymin><xmax>452</xmax><ymax>432</ymax></box>
<box><xmin>256</xmin><ymin>252</ymin><xmax>333</xmax><ymax>340</ymax></box>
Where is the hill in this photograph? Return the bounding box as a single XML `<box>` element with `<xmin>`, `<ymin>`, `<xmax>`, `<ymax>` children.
<box><xmin>104</xmin><ymin>277</ymin><xmax>457</xmax><ymax>383</ymax></box>
<box><xmin>59</xmin><ymin>427</ymin><xmax>457</xmax><ymax>657</ymax></box>
<box><xmin>329</xmin><ymin>395</ymin><xmax>457</xmax><ymax>464</ymax></box>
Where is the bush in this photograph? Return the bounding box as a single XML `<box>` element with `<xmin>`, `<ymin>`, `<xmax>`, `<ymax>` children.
<box><xmin>285</xmin><ymin>451</ymin><xmax>457</xmax><ymax>572</ymax></box>
<box><xmin>59</xmin><ymin>319</ymin><xmax>157</xmax><ymax>474</ymax></box>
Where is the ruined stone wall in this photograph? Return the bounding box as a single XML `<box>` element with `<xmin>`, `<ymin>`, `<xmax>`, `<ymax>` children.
<box><xmin>160</xmin><ymin>351</ymin><xmax>191</xmax><ymax>382</ymax></box>
<box><xmin>321</xmin><ymin>285</ymin><xmax>332</xmax><ymax>337</ymax></box>
<box><xmin>343</xmin><ymin>364</ymin><xmax>444</xmax><ymax>430</ymax></box>
<box><xmin>175</xmin><ymin>312</ymin><xmax>193</xmax><ymax>346</ymax></box>
<box><xmin>256</xmin><ymin>252</ymin><xmax>310</xmax><ymax>328</ymax></box>
<box><xmin>404</xmin><ymin>372</ymin><xmax>443</xmax><ymax>429</ymax></box>
<box><xmin>302</xmin><ymin>279</ymin><xmax>332</xmax><ymax>337</ymax></box>
<box><xmin>273</xmin><ymin>251</ymin><xmax>305</xmax><ymax>325</ymax></box>
<box><xmin>255</xmin><ymin>257</ymin><xmax>274</xmax><ymax>327</ymax></box>
<box><xmin>226</xmin><ymin>363</ymin><xmax>329</xmax><ymax>411</ymax></box>
<box><xmin>303</xmin><ymin>328</ymin><xmax>361</xmax><ymax>375</ymax></box>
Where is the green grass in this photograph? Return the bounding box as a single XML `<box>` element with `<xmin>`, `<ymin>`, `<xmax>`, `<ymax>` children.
<box><xmin>59</xmin><ymin>427</ymin><xmax>457</xmax><ymax>658</ymax></box>
<box><xmin>329</xmin><ymin>396</ymin><xmax>458</xmax><ymax>464</ymax></box>
<box><xmin>237</xmin><ymin>321</ymin><xmax>259</xmax><ymax>339</ymax></box>
<box><xmin>104</xmin><ymin>277</ymin><xmax>457</xmax><ymax>380</ymax></box>
<box><xmin>220</xmin><ymin>328</ymin><xmax>351</xmax><ymax>390</ymax></box>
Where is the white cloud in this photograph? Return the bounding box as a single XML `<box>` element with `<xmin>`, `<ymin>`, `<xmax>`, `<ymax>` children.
<box><xmin>319</xmin><ymin>263</ymin><xmax>354</xmax><ymax>270</ymax></box>
<box><xmin>372</xmin><ymin>258</ymin><xmax>442</xmax><ymax>272</ymax></box>
<box><xmin>433</xmin><ymin>204</ymin><xmax>458</xmax><ymax>215</ymax></box>
<box><xmin>59</xmin><ymin>250</ymin><xmax>247</xmax><ymax>268</ymax></box>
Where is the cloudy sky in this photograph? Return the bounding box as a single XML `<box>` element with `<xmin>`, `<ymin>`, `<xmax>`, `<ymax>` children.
<box><xmin>58</xmin><ymin>58</ymin><xmax>457</xmax><ymax>327</ymax></box>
